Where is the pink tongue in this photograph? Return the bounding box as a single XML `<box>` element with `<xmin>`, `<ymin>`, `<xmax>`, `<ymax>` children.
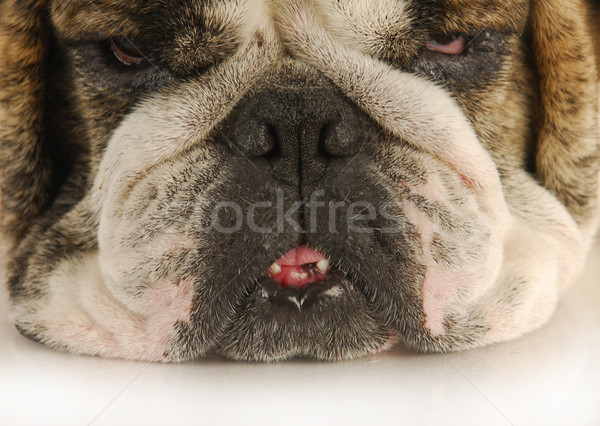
<box><xmin>269</xmin><ymin>246</ymin><xmax>329</xmax><ymax>288</ymax></box>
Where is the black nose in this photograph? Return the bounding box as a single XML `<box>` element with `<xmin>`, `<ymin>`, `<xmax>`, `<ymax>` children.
<box><xmin>225</xmin><ymin>87</ymin><xmax>369</xmax><ymax>184</ymax></box>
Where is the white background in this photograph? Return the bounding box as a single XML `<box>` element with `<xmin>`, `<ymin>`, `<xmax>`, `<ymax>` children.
<box><xmin>1</xmin><ymin>240</ymin><xmax>599</xmax><ymax>425</ymax></box>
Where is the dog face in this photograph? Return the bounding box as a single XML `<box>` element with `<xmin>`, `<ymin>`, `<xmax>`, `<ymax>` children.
<box><xmin>1</xmin><ymin>0</ymin><xmax>599</xmax><ymax>361</ymax></box>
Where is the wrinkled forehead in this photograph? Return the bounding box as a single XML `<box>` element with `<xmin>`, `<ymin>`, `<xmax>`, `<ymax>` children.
<box><xmin>50</xmin><ymin>0</ymin><xmax>530</xmax><ymax>38</ymax></box>
<box><xmin>328</xmin><ymin>0</ymin><xmax>529</xmax><ymax>30</ymax></box>
<box><xmin>50</xmin><ymin>0</ymin><xmax>255</xmax><ymax>39</ymax></box>
<box><xmin>50</xmin><ymin>0</ymin><xmax>267</xmax><ymax>73</ymax></box>
<box><xmin>49</xmin><ymin>0</ymin><xmax>530</xmax><ymax>73</ymax></box>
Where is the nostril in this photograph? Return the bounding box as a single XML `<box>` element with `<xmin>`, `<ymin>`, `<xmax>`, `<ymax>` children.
<box><xmin>318</xmin><ymin>123</ymin><xmax>335</xmax><ymax>159</ymax></box>
<box><xmin>264</xmin><ymin>124</ymin><xmax>280</xmax><ymax>159</ymax></box>
<box><xmin>249</xmin><ymin>123</ymin><xmax>276</xmax><ymax>157</ymax></box>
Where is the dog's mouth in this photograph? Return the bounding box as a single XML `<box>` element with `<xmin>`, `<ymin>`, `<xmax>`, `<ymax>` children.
<box><xmin>258</xmin><ymin>246</ymin><xmax>349</xmax><ymax>311</ymax></box>
<box><xmin>267</xmin><ymin>246</ymin><xmax>330</xmax><ymax>287</ymax></box>
<box><xmin>215</xmin><ymin>244</ymin><xmax>391</xmax><ymax>360</ymax></box>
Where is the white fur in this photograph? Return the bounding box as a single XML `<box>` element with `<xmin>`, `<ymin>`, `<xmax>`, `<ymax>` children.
<box><xmin>317</xmin><ymin>0</ymin><xmax>413</xmax><ymax>57</ymax></box>
<box><xmin>11</xmin><ymin>251</ymin><xmax>195</xmax><ymax>360</ymax></box>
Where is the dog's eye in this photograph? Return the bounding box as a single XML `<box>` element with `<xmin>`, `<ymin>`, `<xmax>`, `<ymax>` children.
<box><xmin>110</xmin><ymin>36</ymin><xmax>147</xmax><ymax>66</ymax></box>
<box><xmin>426</xmin><ymin>35</ymin><xmax>467</xmax><ymax>55</ymax></box>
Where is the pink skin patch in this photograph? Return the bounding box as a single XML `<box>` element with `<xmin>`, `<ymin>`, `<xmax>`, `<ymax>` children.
<box><xmin>268</xmin><ymin>246</ymin><xmax>330</xmax><ymax>287</ymax></box>
<box><xmin>403</xmin><ymin>203</ymin><xmax>449</xmax><ymax>336</ymax></box>
<box><xmin>138</xmin><ymin>276</ymin><xmax>195</xmax><ymax>358</ymax></box>
<box><xmin>94</xmin><ymin>228</ymin><xmax>197</xmax><ymax>359</ymax></box>
<box><xmin>103</xmin><ymin>275</ymin><xmax>195</xmax><ymax>360</ymax></box>
<box><xmin>141</xmin><ymin>276</ymin><xmax>195</xmax><ymax>320</ymax></box>
<box><xmin>402</xmin><ymin>178</ymin><xmax>477</xmax><ymax>337</ymax></box>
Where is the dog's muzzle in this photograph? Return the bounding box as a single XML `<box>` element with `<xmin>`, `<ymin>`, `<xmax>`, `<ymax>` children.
<box><xmin>223</xmin><ymin>85</ymin><xmax>375</xmax><ymax>311</ymax></box>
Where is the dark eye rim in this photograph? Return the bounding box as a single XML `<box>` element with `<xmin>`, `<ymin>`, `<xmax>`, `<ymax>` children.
<box><xmin>109</xmin><ymin>36</ymin><xmax>148</xmax><ymax>66</ymax></box>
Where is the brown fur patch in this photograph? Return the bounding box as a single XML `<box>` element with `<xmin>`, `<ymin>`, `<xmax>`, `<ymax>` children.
<box><xmin>0</xmin><ymin>0</ymin><xmax>53</xmax><ymax>243</ymax></box>
<box><xmin>587</xmin><ymin>0</ymin><xmax>600</xmax><ymax>79</ymax></box>
<box><xmin>51</xmin><ymin>0</ymin><xmax>142</xmax><ymax>40</ymax></box>
<box><xmin>532</xmin><ymin>0</ymin><xmax>600</xmax><ymax>226</ymax></box>
<box><xmin>439</xmin><ymin>0</ymin><xmax>530</xmax><ymax>32</ymax></box>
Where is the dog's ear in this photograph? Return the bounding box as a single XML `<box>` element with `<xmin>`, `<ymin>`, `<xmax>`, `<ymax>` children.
<box><xmin>531</xmin><ymin>0</ymin><xmax>600</xmax><ymax>231</ymax></box>
<box><xmin>589</xmin><ymin>1</ymin><xmax>600</xmax><ymax>70</ymax></box>
<box><xmin>0</xmin><ymin>0</ymin><xmax>54</xmax><ymax>248</ymax></box>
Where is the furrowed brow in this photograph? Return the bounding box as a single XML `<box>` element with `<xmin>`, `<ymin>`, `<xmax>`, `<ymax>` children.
<box><xmin>434</xmin><ymin>0</ymin><xmax>530</xmax><ymax>33</ymax></box>
<box><xmin>50</xmin><ymin>0</ymin><xmax>144</xmax><ymax>40</ymax></box>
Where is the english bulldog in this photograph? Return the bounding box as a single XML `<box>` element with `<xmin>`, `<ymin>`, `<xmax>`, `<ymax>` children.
<box><xmin>1</xmin><ymin>0</ymin><xmax>599</xmax><ymax>362</ymax></box>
